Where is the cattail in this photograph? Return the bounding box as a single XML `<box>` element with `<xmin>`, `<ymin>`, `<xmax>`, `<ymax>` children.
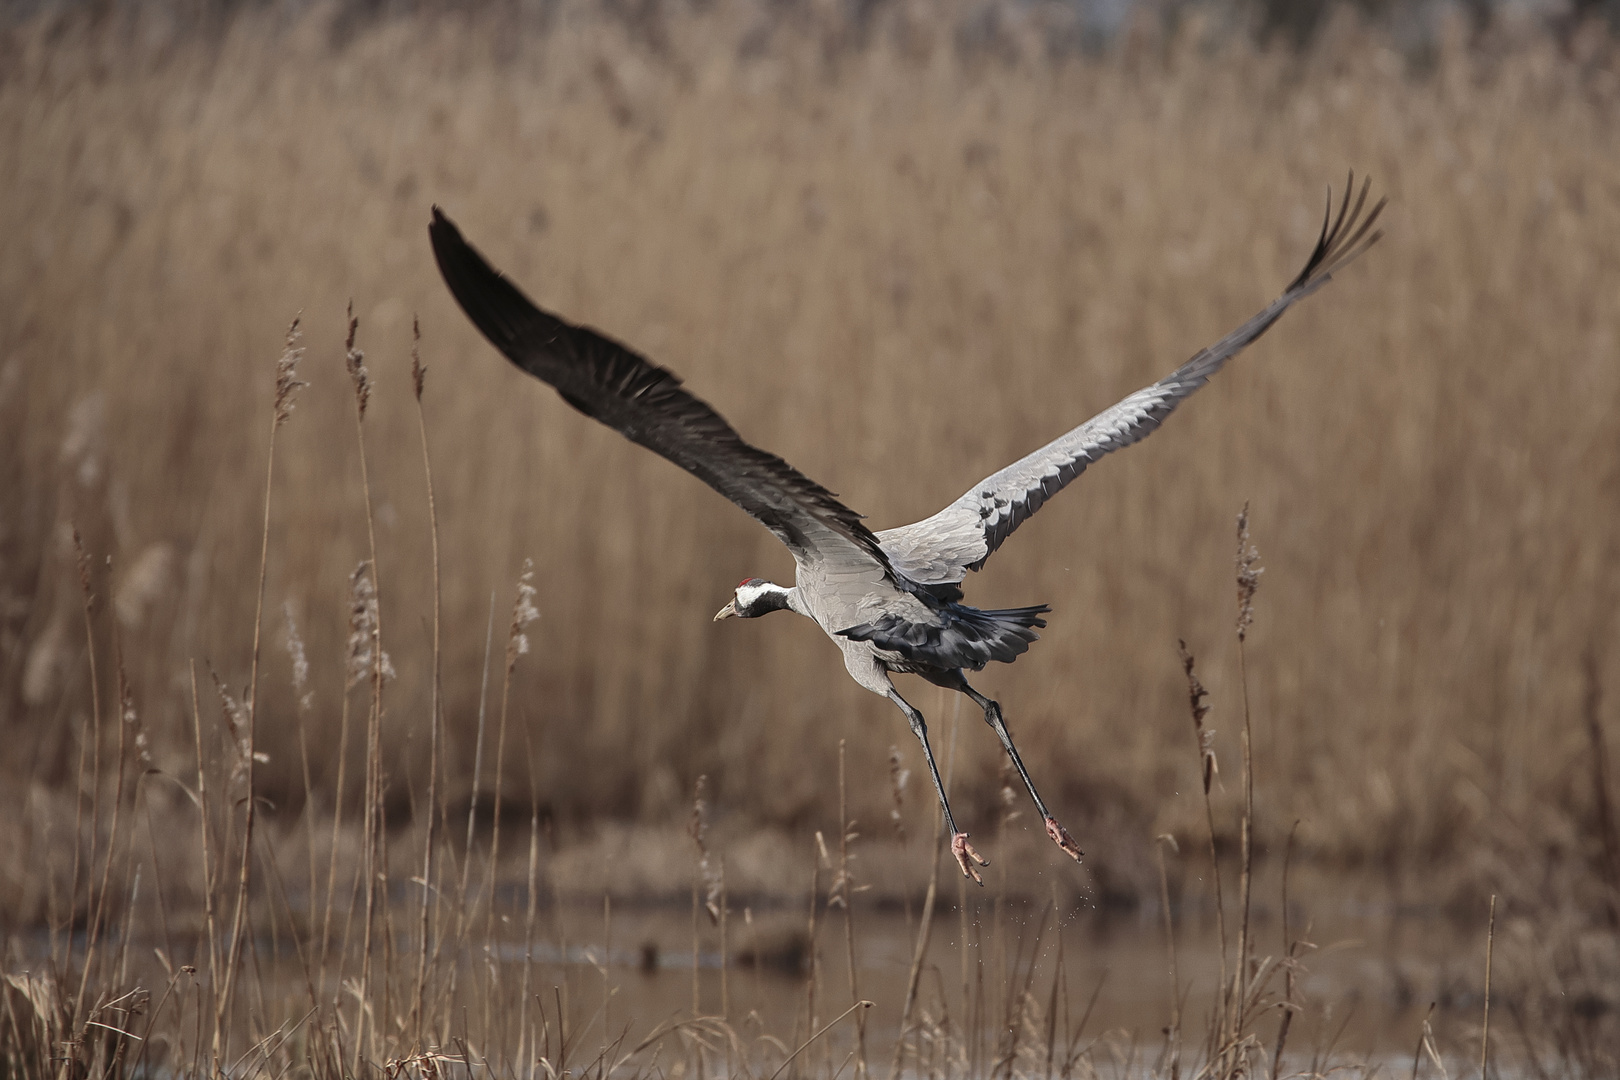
<box><xmin>1235</xmin><ymin>503</ymin><xmax>1263</xmax><ymax>643</ymax></box>
<box><xmin>1177</xmin><ymin>639</ymin><xmax>1217</xmax><ymax>794</ymax></box>
<box><xmin>506</xmin><ymin>558</ymin><xmax>540</xmax><ymax>672</ymax></box>
<box><xmin>282</xmin><ymin>601</ymin><xmax>313</xmax><ymax>711</ymax></box>
<box><xmin>213</xmin><ymin>672</ymin><xmax>266</xmax><ymax>790</ymax></box>
<box><xmin>344</xmin><ymin>303</ymin><xmax>370</xmax><ymax>419</ymax></box>
<box><xmin>410</xmin><ymin>316</ymin><xmax>425</xmax><ymax>401</ymax></box>
<box><xmin>887</xmin><ymin>746</ymin><xmax>909</xmax><ymax>843</ymax></box>
<box><xmin>689</xmin><ymin>775</ymin><xmax>721</xmax><ymax>924</ymax></box>
<box><xmin>273</xmin><ymin>316</ymin><xmax>307</xmax><ymax>429</ymax></box>
<box><xmin>345</xmin><ymin>561</ymin><xmax>393</xmax><ymax>689</ymax></box>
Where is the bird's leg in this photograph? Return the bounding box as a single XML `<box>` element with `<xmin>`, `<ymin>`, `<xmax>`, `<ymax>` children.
<box><xmin>887</xmin><ymin>688</ymin><xmax>988</xmax><ymax>885</ymax></box>
<box><xmin>959</xmin><ymin>680</ymin><xmax>1083</xmax><ymax>864</ymax></box>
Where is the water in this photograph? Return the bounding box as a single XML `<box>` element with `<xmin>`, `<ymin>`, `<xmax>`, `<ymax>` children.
<box><xmin>8</xmin><ymin>872</ymin><xmax>1508</xmax><ymax>1077</ymax></box>
<box><xmin>509</xmin><ymin>890</ymin><xmax>1488</xmax><ymax>1071</ymax></box>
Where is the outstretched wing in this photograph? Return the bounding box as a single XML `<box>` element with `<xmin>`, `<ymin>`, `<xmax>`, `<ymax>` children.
<box><xmin>878</xmin><ymin>176</ymin><xmax>1384</xmax><ymax>585</ymax></box>
<box><xmin>430</xmin><ymin>207</ymin><xmax>895</xmax><ymax>577</ymax></box>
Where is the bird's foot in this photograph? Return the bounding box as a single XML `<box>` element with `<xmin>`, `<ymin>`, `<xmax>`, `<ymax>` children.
<box><xmin>1045</xmin><ymin>816</ymin><xmax>1084</xmax><ymax>863</ymax></box>
<box><xmin>951</xmin><ymin>832</ymin><xmax>989</xmax><ymax>885</ymax></box>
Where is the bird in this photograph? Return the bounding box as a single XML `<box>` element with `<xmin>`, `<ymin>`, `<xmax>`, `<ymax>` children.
<box><xmin>429</xmin><ymin>178</ymin><xmax>1383</xmax><ymax>883</ymax></box>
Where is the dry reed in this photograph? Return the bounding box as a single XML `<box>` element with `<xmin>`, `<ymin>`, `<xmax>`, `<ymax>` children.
<box><xmin>5</xmin><ymin>0</ymin><xmax>1620</xmax><ymax>884</ymax></box>
<box><xmin>1482</xmin><ymin>893</ymin><xmax>1498</xmax><ymax>1080</ymax></box>
<box><xmin>343</xmin><ymin>305</ymin><xmax>389</xmax><ymax>1070</ymax></box>
<box><xmin>2</xmin><ymin>4</ymin><xmax>1618</xmax><ymax>1077</ymax></box>
<box><xmin>1232</xmin><ymin>504</ymin><xmax>1261</xmax><ymax>1036</ymax></box>
<box><xmin>409</xmin><ymin>316</ymin><xmax>444</xmax><ymax>1040</ymax></box>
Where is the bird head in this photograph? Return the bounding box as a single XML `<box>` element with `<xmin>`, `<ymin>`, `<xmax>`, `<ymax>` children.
<box><xmin>714</xmin><ymin>578</ymin><xmax>791</xmax><ymax>621</ymax></box>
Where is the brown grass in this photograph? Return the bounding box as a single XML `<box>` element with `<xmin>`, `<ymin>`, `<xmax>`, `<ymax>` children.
<box><xmin>3</xmin><ymin>0</ymin><xmax>1620</xmax><ymax>909</ymax></box>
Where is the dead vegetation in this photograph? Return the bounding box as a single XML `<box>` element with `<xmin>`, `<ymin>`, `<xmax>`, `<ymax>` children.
<box><xmin>5</xmin><ymin>0</ymin><xmax>1620</xmax><ymax>879</ymax></box>
<box><xmin>1</xmin><ymin>1</ymin><xmax>1620</xmax><ymax>1074</ymax></box>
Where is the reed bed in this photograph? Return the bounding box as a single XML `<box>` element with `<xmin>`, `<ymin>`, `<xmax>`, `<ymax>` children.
<box><xmin>1</xmin><ymin>4</ymin><xmax>1620</xmax><ymax>1073</ymax></box>
<box><xmin>0</xmin><ymin>354</ymin><xmax>1608</xmax><ymax>1074</ymax></box>
<box><xmin>5</xmin><ymin>0</ymin><xmax>1620</xmax><ymax>880</ymax></box>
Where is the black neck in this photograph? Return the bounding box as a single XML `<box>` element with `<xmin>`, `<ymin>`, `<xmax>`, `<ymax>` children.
<box><xmin>747</xmin><ymin>584</ymin><xmax>793</xmax><ymax>616</ymax></box>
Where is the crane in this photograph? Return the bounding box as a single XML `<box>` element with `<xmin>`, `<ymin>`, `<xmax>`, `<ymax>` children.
<box><xmin>430</xmin><ymin>178</ymin><xmax>1382</xmax><ymax>882</ymax></box>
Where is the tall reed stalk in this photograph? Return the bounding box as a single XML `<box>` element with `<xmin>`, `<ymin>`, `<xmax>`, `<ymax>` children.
<box><xmin>801</xmin><ymin>829</ymin><xmax>823</xmax><ymax>1080</ymax></box>
<box><xmin>409</xmin><ymin>318</ymin><xmax>444</xmax><ymax>1041</ymax></box>
<box><xmin>66</xmin><ymin>533</ymin><xmax>108</xmax><ymax>1027</ymax></box>
<box><xmin>75</xmin><ymin>619</ymin><xmax>131</xmax><ymax>1023</ymax></box>
<box><xmin>1233</xmin><ymin>504</ymin><xmax>1262</xmax><ymax>1022</ymax></box>
<box><xmin>1176</xmin><ymin>641</ymin><xmax>1226</xmax><ymax>1030</ymax></box>
<box><xmin>1269</xmin><ymin>821</ymin><xmax>1300</xmax><ymax>1080</ymax></box>
<box><xmin>1481</xmin><ymin>894</ymin><xmax>1497</xmax><ymax>1080</ymax></box>
<box><xmin>320</xmin><ymin>566</ymin><xmax>369</xmax><ymax>999</ymax></box>
<box><xmin>61</xmin><ymin>531</ymin><xmax>100</xmax><ymax>1000</ymax></box>
<box><xmin>459</xmin><ymin>590</ymin><xmax>497</xmax><ymax>938</ymax></box>
<box><xmin>344</xmin><ymin>306</ymin><xmax>389</xmax><ymax>1069</ymax></box>
<box><xmin>284</xmin><ymin>602</ymin><xmax>321</xmax><ymax>977</ymax></box>
<box><xmin>519</xmin><ymin>780</ymin><xmax>541</xmax><ymax>1076</ymax></box>
<box><xmin>213</xmin><ymin>319</ymin><xmax>304</xmax><ymax>1064</ymax></box>
<box><xmin>187</xmin><ymin>662</ymin><xmax>222</xmax><ymax>1064</ymax></box>
<box><xmin>1155</xmin><ymin>834</ymin><xmax>1181</xmax><ymax>1080</ymax></box>
<box><xmin>484</xmin><ymin>561</ymin><xmax>540</xmax><ymax>947</ymax></box>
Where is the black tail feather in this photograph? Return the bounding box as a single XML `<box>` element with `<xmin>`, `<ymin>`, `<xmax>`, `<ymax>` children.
<box><xmin>838</xmin><ymin>603</ymin><xmax>1051</xmax><ymax>672</ymax></box>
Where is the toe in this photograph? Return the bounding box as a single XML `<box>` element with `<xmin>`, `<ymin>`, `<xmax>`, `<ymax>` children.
<box><xmin>951</xmin><ymin>833</ymin><xmax>987</xmax><ymax>885</ymax></box>
<box><xmin>1045</xmin><ymin>817</ymin><xmax>1084</xmax><ymax>862</ymax></box>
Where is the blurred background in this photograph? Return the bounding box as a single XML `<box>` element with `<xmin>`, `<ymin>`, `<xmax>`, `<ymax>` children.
<box><xmin>2</xmin><ymin>0</ymin><xmax>1619</xmax><ymax>923</ymax></box>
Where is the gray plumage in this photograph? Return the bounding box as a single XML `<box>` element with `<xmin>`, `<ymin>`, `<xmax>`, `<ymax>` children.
<box><xmin>879</xmin><ymin>179</ymin><xmax>1382</xmax><ymax>588</ymax></box>
<box><xmin>430</xmin><ymin>178</ymin><xmax>1383</xmax><ymax>882</ymax></box>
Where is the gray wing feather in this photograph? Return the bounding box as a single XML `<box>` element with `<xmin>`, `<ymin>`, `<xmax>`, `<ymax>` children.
<box><xmin>880</xmin><ymin>177</ymin><xmax>1384</xmax><ymax>584</ymax></box>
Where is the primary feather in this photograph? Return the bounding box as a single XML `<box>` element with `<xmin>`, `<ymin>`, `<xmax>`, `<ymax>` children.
<box><xmin>430</xmin><ymin>207</ymin><xmax>894</xmax><ymax>576</ymax></box>
<box><xmin>878</xmin><ymin>177</ymin><xmax>1384</xmax><ymax>585</ymax></box>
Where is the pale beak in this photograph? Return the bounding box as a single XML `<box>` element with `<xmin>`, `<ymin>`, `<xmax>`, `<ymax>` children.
<box><xmin>713</xmin><ymin>600</ymin><xmax>738</xmax><ymax>621</ymax></box>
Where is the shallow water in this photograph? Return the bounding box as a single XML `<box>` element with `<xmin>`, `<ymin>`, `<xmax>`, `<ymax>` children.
<box><xmin>512</xmin><ymin>890</ymin><xmax>1488</xmax><ymax>1073</ymax></box>
<box><xmin>8</xmin><ymin>865</ymin><xmax>1513</xmax><ymax>1077</ymax></box>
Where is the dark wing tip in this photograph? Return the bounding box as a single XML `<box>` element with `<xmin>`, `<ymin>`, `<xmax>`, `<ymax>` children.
<box><xmin>429</xmin><ymin>209</ymin><xmax>893</xmax><ymax>573</ymax></box>
<box><xmin>428</xmin><ymin>206</ymin><xmax>481</xmax><ymax>291</ymax></box>
<box><xmin>1286</xmin><ymin>172</ymin><xmax>1386</xmax><ymax>293</ymax></box>
<box><xmin>428</xmin><ymin>205</ymin><xmax>460</xmax><ymax>253</ymax></box>
<box><xmin>428</xmin><ymin>205</ymin><xmax>551</xmax><ymax>358</ymax></box>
